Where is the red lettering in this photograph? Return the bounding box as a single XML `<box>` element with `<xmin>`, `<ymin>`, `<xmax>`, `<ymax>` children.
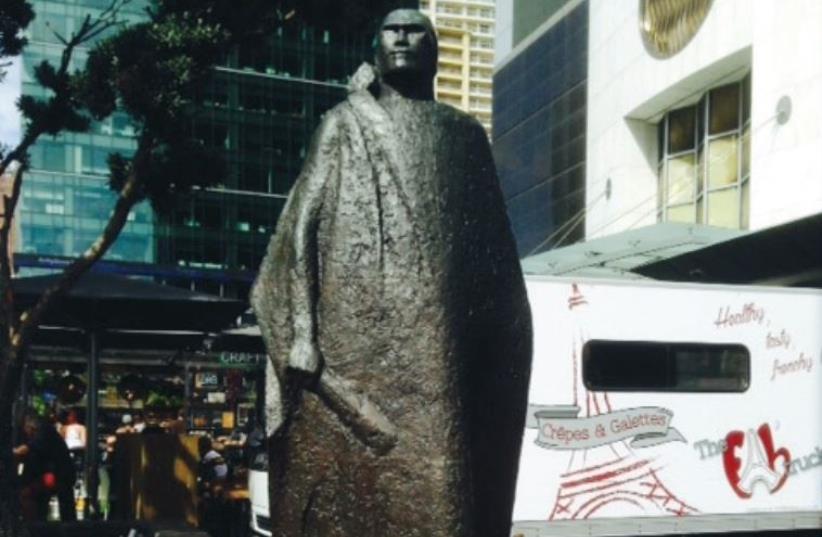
<box><xmin>722</xmin><ymin>430</ymin><xmax>750</xmax><ymax>499</ymax></box>
<box><xmin>757</xmin><ymin>424</ymin><xmax>791</xmax><ymax>493</ymax></box>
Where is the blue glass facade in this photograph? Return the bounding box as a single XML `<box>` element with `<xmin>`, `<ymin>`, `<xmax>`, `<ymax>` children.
<box><xmin>20</xmin><ymin>1</ymin><xmax>415</xmax><ymax>296</ymax></box>
<box><xmin>155</xmin><ymin>26</ymin><xmax>380</xmax><ymax>296</ymax></box>
<box><xmin>493</xmin><ymin>1</ymin><xmax>587</xmax><ymax>256</ymax></box>
<box><xmin>21</xmin><ymin>0</ymin><xmax>154</xmax><ymax>264</ymax></box>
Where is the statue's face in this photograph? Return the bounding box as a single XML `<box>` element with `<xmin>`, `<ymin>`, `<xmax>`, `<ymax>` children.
<box><xmin>375</xmin><ymin>10</ymin><xmax>437</xmax><ymax>81</ymax></box>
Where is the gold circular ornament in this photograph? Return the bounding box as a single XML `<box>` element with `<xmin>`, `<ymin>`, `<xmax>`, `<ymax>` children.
<box><xmin>639</xmin><ymin>0</ymin><xmax>713</xmax><ymax>59</ymax></box>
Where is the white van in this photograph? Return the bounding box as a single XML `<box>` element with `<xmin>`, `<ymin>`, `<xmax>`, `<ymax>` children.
<box><xmin>513</xmin><ymin>276</ymin><xmax>822</xmax><ymax>536</ymax></box>
<box><xmin>248</xmin><ymin>450</ymin><xmax>271</xmax><ymax>536</ymax></box>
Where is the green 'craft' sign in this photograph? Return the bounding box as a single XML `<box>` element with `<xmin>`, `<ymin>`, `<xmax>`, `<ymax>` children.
<box><xmin>217</xmin><ymin>352</ymin><xmax>265</xmax><ymax>369</ymax></box>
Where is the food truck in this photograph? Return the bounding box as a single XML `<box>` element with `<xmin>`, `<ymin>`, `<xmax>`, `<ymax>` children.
<box><xmin>247</xmin><ymin>276</ymin><xmax>821</xmax><ymax>537</ymax></box>
<box><xmin>512</xmin><ymin>276</ymin><xmax>821</xmax><ymax>536</ymax></box>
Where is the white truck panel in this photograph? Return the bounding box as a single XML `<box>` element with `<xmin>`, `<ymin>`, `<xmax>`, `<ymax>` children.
<box><xmin>513</xmin><ymin>277</ymin><xmax>822</xmax><ymax>535</ymax></box>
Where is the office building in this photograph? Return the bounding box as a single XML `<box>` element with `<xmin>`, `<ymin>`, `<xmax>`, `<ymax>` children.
<box><xmin>19</xmin><ymin>0</ymin><xmax>415</xmax><ymax>297</ymax></box>
<box><xmin>493</xmin><ymin>0</ymin><xmax>588</xmax><ymax>256</ymax></box>
<box><xmin>20</xmin><ymin>0</ymin><xmax>153</xmax><ymax>266</ymax></box>
<box><xmin>153</xmin><ymin>15</ymin><xmax>395</xmax><ymax>297</ymax></box>
<box><xmin>495</xmin><ymin>0</ymin><xmax>822</xmax><ymax>257</ymax></box>
<box><xmin>420</xmin><ymin>0</ymin><xmax>495</xmax><ymax>133</ymax></box>
<box><xmin>585</xmin><ymin>0</ymin><xmax>822</xmax><ymax>239</ymax></box>
<box><xmin>496</xmin><ymin>0</ymin><xmax>573</xmax><ymax>60</ymax></box>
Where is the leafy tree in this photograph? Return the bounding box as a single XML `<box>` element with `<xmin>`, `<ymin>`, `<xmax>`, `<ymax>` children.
<box><xmin>1</xmin><ymin>3</ymin><xmax>132</xmax><ymax>531</ymax></box>
<box><xmin>0</xmin><ymin>0</ymin><xmax>278</xmax><ymax>533</ymax></box>
<box><xmin>0</xmin><ymin>0</ymin><xmax>34</xmax><ymax>82</ymax></box>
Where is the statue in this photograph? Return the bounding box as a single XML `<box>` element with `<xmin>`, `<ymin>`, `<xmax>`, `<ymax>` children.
<box><xmin>251</xmin><ymin>9</ymin><xmax>532</xmax><ymax>536</ymax></box>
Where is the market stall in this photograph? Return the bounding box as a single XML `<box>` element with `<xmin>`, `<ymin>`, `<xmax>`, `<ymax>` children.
<box><xmin>13</xmin><ymin>272</ymin><xmax>251</xmax><ymax>520</ymax></box>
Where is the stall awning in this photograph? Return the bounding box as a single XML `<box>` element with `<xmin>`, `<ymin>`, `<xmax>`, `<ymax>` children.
<box><xmin>12</xmin><ymin>272</ymin><xmax>248</xmax><ymax>332</ymax></box>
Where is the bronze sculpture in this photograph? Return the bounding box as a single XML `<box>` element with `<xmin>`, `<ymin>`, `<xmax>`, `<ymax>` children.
<box><xmin>251</xmin><ymin>9</ymin><xmax>532</xmax><ymax>536</ymax></box>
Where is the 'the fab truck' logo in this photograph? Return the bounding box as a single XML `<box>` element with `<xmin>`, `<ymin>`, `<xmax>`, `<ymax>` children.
<box><xmin>723</xmin><ymin>423</ymin><xmax>791</xmax><ymax>499</ymax></box>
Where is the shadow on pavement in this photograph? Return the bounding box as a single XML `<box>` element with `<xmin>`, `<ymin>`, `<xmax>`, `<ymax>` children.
<box><xmin>27</xmin><ymin>520</ymin><xmax>211</xmax><ymax>537</ymax></box>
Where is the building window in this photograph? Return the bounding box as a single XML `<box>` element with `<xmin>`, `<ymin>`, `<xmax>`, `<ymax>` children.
<box><xmin>657</xmin><ymin>73</ymin><xmax>751</xmax><ymax>228</ymax></box>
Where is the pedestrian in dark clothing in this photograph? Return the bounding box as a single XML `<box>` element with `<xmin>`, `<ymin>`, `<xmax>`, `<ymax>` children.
<box><xmin>197</xmin><ymin>436</ymin><xmax>229</xmax><ymax>536</ymax></box>
<box><xmin>13</xmin><ymin>412</ymin><xmax>77</xmax><ymax>521</ymax></box>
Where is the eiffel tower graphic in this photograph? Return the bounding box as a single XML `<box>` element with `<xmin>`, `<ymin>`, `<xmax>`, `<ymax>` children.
<box><xmin>544</xmin><ymin>284</ymin><xmax>698</xmax><ymax>521</ymax></box>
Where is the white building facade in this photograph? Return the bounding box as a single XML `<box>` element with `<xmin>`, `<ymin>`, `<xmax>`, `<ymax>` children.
<box><xmin>585</xmin><ymin>0</ymin><xmax>822</xmax><ymax>239</ymax></box>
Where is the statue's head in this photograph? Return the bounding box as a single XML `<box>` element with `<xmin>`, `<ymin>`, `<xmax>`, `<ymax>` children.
<box><xmin>375</xmin><ymin>9</ymin><xmax>438</xmax><ymax>87</ymax></box>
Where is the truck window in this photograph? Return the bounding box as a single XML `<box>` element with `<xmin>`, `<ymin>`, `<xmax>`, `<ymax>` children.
<box><xmin>582</xmin><ymin>340</ymin><xmax>750</xmax><ymax>392</ymax></box>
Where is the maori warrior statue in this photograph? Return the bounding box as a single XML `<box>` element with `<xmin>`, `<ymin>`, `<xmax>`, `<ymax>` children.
<box><xmin>251</xmin><ymin>9</ymin><xmax>532</xmax><ymax>537</ymax></box>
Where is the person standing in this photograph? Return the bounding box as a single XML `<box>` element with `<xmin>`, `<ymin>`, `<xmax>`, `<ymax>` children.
<box><xmin>132</xmin><ymin>412</ymin><xmax>146</xmax><ymax>433</ymax></box>
<box><xmin>164</xmin><ymin>410</ymin><xmax>187</xmax><ymax>435</ymax></box>
<box><xmin>61</xmin><ymin>409</ymin><xmax>87</xmax><ymax>478</ymax></box>
<box><xmin>115</xmin><ymin>413</ymin><xmax>135</xmax><ymax>435</ymax></box>
<box><xmin>14</xmin><ymin>412</ymin><xmax>77</xmax><ymax>521</ymax></box>
<box><xmin>61</xmin><ymin>410</ymin><xmax>87</xmax><ymax>450</ymax></box>
<box><xmin>197</xmin><ymin>436</ymin><xmax>229</xmax><ymax>536</ymax></box>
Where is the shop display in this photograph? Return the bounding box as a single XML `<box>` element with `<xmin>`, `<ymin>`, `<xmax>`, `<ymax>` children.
<box><xmin>57</xmin><ymin>373</ymin><xmax>86</xmax><ymax>405</ymax></box>
<box><xmin>116</xmin><ymin>374</ymin><xmax>147</xmax><ymax>404</ymax></box>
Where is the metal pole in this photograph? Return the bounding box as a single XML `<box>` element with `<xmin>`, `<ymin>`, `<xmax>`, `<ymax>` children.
<box><xmin>184</xmin><ymin>361</ymin><xmax>192</xmax><ymax>429</ymax></box>
<box><xmin>85</xmin><ymin>330</ymin><xmax>101</xmax><ymax>519</ymax></box>
<box><xmin>12</xmin><ymin>362</ymin><xmax>28</xmax><ymax>446</ymax></box>
<box><xmin>254</xmin><ymin>359</ymin><xmax>265</xmax><ymax>426</ymax></box>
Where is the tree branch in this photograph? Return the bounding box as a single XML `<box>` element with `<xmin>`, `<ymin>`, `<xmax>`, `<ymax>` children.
<box><xmin>0</xmin><ymin>0</ymin><xmax>132</xmax><ymax>181</ymax></box>
<box><xmin>46</xmin><ymin>20</ymin><xmax>69</xmax><ymax>46</ymax></box>
<box><xmin>0</xmin><ymin>165</ymin><xmax>23</xmax><ymax>341</ymax></box>
<box><xmin>0</xmin><ymin>130</ymin><xmax>37</xmax><ymax>185</ymax></box>
<box><xmin>73</xmin><ymin>0</ymin><xmax>133</xmax><ymax>44</ymax></box>
<box><xmin>97</xmin><ymin>0</ymin><xmax>132</xmax><ymax>23</ymax></box>
<box><xmin>0</xmin><ymin>165</ymin><xmax>25</xmax><ymax>255</ymax></box>
<box><xmin>13</xmin><ymin>169</ymin><xmax>143</xmax><ymax>354</ymax></box>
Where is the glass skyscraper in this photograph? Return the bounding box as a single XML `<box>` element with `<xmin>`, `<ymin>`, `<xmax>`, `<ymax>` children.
<box><xmin>20</xmin><ymin>0</ymin><xmax>415</xmax><ymax>297</ymax></box>
<box><xmin>21</xmin><ymin>0</ymin><xmax>153</xmax><ymax>265</ymax></box>
<box><xmin>493</xmin><ymin>0</ymin><xmax>588</xmax><ymax>256</ymax></box>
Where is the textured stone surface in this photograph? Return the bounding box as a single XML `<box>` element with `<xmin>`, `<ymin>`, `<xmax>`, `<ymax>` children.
<box><xmin>251</xmin><ymin>10</ymin><xmax>532</xmax><ymax>537</ymax></box>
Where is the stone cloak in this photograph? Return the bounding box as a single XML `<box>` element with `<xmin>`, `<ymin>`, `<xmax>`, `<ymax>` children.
<box><xmin>251</xmin><ymin>65</ymin><xmax>532</xmax><ymax>537</ymax></box>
